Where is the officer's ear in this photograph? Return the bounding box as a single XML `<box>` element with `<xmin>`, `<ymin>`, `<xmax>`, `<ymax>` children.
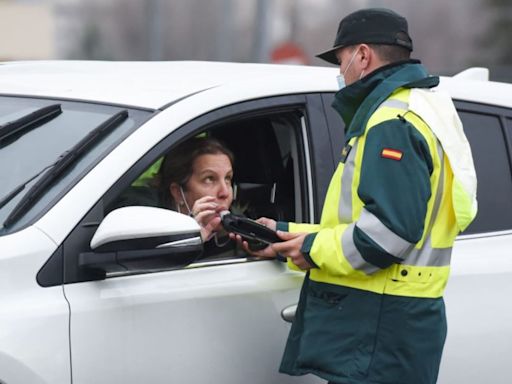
<box><xmin>358</xmin><ymin>44</ymin><xmax>372</xmax><ymax>69</ymax></box>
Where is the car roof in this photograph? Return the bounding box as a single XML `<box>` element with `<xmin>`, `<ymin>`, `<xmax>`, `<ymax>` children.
<box><xmin>0</xmin><ymin>61</ymin><xmax>335</xmax><ymax>109</ymax></box>
<box><xmin>0</xmin><ymin>60</ymin><xmax>510</xmax><ymax>110</ymax></box>
<box><xmin>438</xmin><ymin>76</ymin><xmax>512</xmax><ymax>110</ymax></box>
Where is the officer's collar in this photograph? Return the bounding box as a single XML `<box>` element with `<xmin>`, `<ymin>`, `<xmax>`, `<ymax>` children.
<box><xmin>332</xmin><ymin>59</ymin><xmax>439</xmax><ymax>142</ymax></box>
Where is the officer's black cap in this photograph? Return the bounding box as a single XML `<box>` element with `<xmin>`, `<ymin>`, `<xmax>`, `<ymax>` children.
<box><xmin>317</xmin><ymin>8</ymin><xmax>413</xmax><ymax>65</ymax></box>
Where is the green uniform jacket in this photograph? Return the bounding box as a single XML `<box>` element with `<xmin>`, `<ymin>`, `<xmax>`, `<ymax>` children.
<box><xmin>278</xmin><ymin>61</ymin><xmax>472</xmax><ymax>384</ymax></box>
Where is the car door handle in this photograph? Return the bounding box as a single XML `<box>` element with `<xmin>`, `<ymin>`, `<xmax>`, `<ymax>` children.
<box><xmin>281</xmin><ymin>304</ymin><xmax>297</xmax><ymax>323</ymax></box>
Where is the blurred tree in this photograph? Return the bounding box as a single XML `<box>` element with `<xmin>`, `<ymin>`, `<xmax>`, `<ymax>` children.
<box><xmin>479</xmin><ymin>0</ymin><xmax>512</xmax><ymax>80</ymax></box>
<box><xmin>481</xmin><ymin>0</ymin><xmax>512</xmax><ymax>63</ymax></box>
<box><xmin>80</xmin><ymin>23</ymin><xmax>111</xmax><ymax>60</ymax></box>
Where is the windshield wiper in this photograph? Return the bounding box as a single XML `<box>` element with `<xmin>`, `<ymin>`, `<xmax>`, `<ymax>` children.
<box><xmin>3</xmin><ymin>110</ymin><xmax>129</xmax><ymax>228</ymax></box>
<box><xmin>0</xmin><ymin>104</ymin><xmax>62</xmax><ymax>148</ymax></box>
<box><xmin>0</xmin><ymin>162</ymin><xmax>57</xmax><ymax>211</ymax></box>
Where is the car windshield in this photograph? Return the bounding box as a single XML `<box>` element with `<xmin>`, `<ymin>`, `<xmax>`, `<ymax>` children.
<box><xmin>0</xmin><ymin>96</ymin><xmax>152</xmax><ymax>235</ymax></box>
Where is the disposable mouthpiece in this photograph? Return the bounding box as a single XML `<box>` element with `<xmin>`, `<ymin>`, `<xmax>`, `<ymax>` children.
<box><xmin>219</xmin><ymin>210</ymin><xmax>231</xmax><ymax>218</ymax></box>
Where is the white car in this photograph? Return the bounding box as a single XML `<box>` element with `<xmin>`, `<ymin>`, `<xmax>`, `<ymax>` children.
<box><xmin>0</xmin><ymin>61</ymin><xmax>510</xmax><ymax>384</ymax></box>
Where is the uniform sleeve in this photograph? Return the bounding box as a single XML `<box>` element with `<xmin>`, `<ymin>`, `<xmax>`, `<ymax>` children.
<box><xmin>276</xmin><ymin>221</ymin><xmax>322</xmax><ymax>233</ymax></box>
<box><xmin>303</xmin><ymin>117</ymin><xmax>433</xmax><ymax>275</ymax></box>
<box><xmin>276</xmin><ymin>222</ymin><xmax>321</xmax><ymax>271</ymax></box>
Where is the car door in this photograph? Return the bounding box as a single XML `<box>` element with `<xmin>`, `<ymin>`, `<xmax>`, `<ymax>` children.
<box><xmin>0</xmin><ymin>96</ymin><xmax>153</xmax><ymax>384</ymax></box>
<box><xmin>59</xmin><ymin>95</ymin><xmax>332</xmax><ymax>384</ymax></box>
<box><xmin>437</xmin><ymin>102</ymin><xmax>512</xmax><ymax>384</ymax></box>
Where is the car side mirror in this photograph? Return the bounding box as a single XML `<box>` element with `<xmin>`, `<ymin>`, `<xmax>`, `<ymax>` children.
<box><xmin>79</xmin><ymin>206</ymin><xmax>203</xmax><ymax>276</ymax></box>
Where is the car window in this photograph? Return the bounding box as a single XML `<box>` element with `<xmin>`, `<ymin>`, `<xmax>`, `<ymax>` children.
<box><xmin>459</xmin><ymin>110</ymin><xmax>512</xmax><ymax>234</ymax></box>
<box><xmin>0</xmin><ymin>96</ymin><xmax>152</xmax><ymax>235</ymax></box>
<box><xmin>106</xmin><ymin>111</ymin><xmax>304</xmax><ymax>263</ymax></box>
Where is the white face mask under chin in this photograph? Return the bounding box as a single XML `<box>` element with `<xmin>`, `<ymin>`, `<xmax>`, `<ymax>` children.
<box><xmin>214</xmin><ymin>233</ymin><xmax>230</xmax><ymax>247</ymax></box>
<box><xmin>178</xmin><ymin>186</ymin><xmax>192</xmax><ymax>216</ymax></box>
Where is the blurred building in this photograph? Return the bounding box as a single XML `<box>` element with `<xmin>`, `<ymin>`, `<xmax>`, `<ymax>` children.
<box><xmin>1</xmin><ymin>0</ymin><xmax>510</xmax><ymax>81</ymax></box>
<box><xmin>55</xmin><ymin>0</ymin><xmax>489</xmax><ymax>74</ymax></box>
<box><xmin>0</xmin><ymin>2</ymin><xmax>55</xmax><ymax>60</ymax></box>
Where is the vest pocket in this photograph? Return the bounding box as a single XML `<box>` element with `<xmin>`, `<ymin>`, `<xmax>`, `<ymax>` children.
<box><xmin>296</xmin><ymin>281</ymin><xmax>381</xmax><ymax>379</ymax></box>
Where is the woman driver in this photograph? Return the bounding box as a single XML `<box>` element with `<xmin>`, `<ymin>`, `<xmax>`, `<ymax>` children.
<box><xmin>158</xmin><ymin>136</ymin><xmax>235</xmax><ymax>246</ymax></box>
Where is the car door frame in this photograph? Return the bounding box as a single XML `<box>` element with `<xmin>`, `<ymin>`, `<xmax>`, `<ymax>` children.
<box><xmin>37</xmin><ymin>93</ymin><xmax>334</xmax><ymax>283</ymax></box>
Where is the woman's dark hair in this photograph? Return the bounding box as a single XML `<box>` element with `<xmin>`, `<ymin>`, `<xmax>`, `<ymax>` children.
<box><xmin>158</xmin><ymin>136</ymin><xmax>234</xmax><ymax>209</ymax></box>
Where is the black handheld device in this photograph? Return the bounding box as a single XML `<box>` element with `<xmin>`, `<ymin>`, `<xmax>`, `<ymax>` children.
<box><xmin>220</xmin><ymin>211</ymin><xmax>283</xmax><ymax>244</ymax></box>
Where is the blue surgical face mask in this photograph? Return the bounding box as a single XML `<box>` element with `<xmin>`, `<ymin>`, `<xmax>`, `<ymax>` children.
<box><xmin>336</xmin><ymin>74</ymin><xmax>346</xmax><ymax>89</ymax></box>
<box><xmin>336</xmin><ymin>47</ymin><xmax>361</xmax><ymax>90</ymax></box>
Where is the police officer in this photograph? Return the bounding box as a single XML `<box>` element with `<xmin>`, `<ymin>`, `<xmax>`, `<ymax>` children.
<box><xmin>241</xmin><ymin>7</ymin><xmax>478</xmax><ymax>384</ymax></box>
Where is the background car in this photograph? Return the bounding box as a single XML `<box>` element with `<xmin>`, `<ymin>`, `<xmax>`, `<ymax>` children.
<box><xmin>0</xmin><ymin>61</ymin><xmax>510</xmax><ymax>384</ymax></box>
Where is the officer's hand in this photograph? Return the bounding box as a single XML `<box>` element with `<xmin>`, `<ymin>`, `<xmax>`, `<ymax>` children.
<box><xmin>271</xmin><ymin>231</ymin><xmax>313</xmax><ymax>270</ymax></box>
<box><xmin>230</xmin><ymin>233</ymin><xmax>278</xmax><ymax>258</ymax></box>
<box><xmin>255</xmin><ymin>217</ymin><xmax>277</xmax><ymax>231</ymax></box>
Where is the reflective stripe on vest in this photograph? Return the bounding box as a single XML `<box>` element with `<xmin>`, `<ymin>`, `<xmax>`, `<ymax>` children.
<box><xmin>378</xmin><ymin>99</ymin><xmax>409</xmax><ymax>110</ymax></box>
<box><xmin>381</xmin><ymin>101</ymin><xmax>452</xmax><ymax>268</ymax></box>
<box><xmin>356</xmin><ymin>208</ymin><xmax>414</xmax><ymax>260</ymax></box>
<box><xmin>339</xmin><ymin>137</ymin><xmax>358</xmax><ymax>223</ymax></box>
<box><xmin>405</xmin><ymin>140</ymin><xmax>452</xmax><ymax>267</ymax></box>
<box><xmin>341</xmin><ymin>223</ymin><xmax>380</xmax><ymax>275</ymax></box>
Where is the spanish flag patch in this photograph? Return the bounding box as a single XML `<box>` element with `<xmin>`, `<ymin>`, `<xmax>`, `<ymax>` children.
<box><xmin>381</xmin><ymin>148</ymin><xmax>403</xmax><ymax>161</ymax></box>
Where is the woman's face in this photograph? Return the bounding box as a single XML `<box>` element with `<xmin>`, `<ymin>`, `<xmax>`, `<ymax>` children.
<box><xmin>179</xmin><ymin>153</ymin><xmax>234</xmax><ymax>211</ymax></box>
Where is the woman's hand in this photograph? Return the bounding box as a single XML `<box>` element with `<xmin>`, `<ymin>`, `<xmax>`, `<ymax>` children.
<box><xmin>190</xmin><ymin>196</ymin><xmax>226</xmax><ymax>241</ymax></box>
